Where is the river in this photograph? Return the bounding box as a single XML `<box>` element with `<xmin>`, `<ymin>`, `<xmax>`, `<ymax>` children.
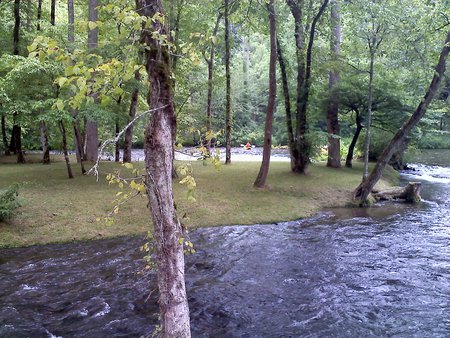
<box><xmin>1</xmin><ymin>150</ymin><xmax>449</xmax><ymax>337</ymax></box>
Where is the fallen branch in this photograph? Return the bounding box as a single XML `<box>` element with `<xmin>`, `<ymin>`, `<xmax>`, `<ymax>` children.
<box><xmin>372</xmin><ymin>182</ymin><xmax>421</xmax><ymax>203</ymax></box>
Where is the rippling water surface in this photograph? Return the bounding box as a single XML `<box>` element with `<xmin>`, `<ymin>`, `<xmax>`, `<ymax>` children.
<box><xmin>1</xmin><ymin>151</ymin><xmax>449</xmax><ymax>337</ymax></box>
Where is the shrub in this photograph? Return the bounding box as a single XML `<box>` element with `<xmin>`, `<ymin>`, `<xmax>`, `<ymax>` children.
<box><xmin>0</xmin><ymin>184</ymin><xmax>20</xmax><ymax>221</ymax></box>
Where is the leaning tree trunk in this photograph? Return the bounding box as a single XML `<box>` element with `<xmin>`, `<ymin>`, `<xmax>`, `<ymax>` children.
<box><xmin>254</xmin><ymin>0</ymin><xmax>277</xmax><ymax>188</ymax></box>
<box><xmin>224</xmin><ymin>0</ymin><xmax>232</xmax><ymax>164</ymax></box>
<box><xmin>59</xmin><ymin>120</ymin><xmax>74</xmax><ymax>179</ymax></box>
<box><xmin>138</xmin><ymin>0</ymin><xmax>191</xmax><ymax>336</ymax></box>
<box><xmin>326</xmin><ymin>0</ymin><xmax>341</xmax><ymax>168</ymax></box>
<box><xmin>345</xmin><ymin>109</ymin><xmax>362</xmax><ymax>168</ymax></box>
<box><xmin>276</xmin><ymin>37</ymin><xmax>295</xmax><ymax>170</ymax></box>
<box><xmin>353</xmin><ymin>30</ymin><xmax>450</xmax><ymax>204</ymax></box>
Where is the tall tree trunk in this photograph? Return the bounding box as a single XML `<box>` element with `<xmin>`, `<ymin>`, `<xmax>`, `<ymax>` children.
<box><xmin>50</xmin><ymin>0</ymin><xmax>56</xmax><ymax>25</ymax></box>
<box><xmin>123</xmin><ymin>71</ymin><xmax>140</xmax><ymax>163</ymax></box>
<box><xmin>224</xmin><ymin>0</ymin><xmax>232</xmax><ymax>164</ymax></box>
<box><xmin>254</xmin><ymin>0</ymin><xmax>277</xmax><ymax>188</ymax></box>
<box><xmin>37</xmin><ymin>0</ymin><xmax>42</xmax><ymax>30</ymax></box>
<box><xmin>85</xmin><ymin>0</ymin><xmax>99</xmax><ymax>162</ymax></box>
<box><xmin>1</xmin><ymin>114</ymin><xmax>10</xmax><ymax>156</ymax></box>
<box><xmin>276</xmin><ymin>37</ymin><xmax>295</xmax><ymax>170</ymax></box>
<box><xmin>345</xmin><ymin>109</ymin><xmax>362</xmax><ymax>168</ymax></box>
<box><xmin>205</xmin><ymin>13</ymin><xmax>222</xmax><ymax>152</ymax></box>
<box><xmin>13</xmin><ymin>0</ymin><xmax>20</xmax><ymax>55</ymax></box>
<box><xmin>138</xmin><ymin>0</ymin><xmax>191</xmax><ymax>336</ymax></box>
<box><xmin>59</xmin><ymin>120</ymin><xmax>74</xmax><ymax>179</ymax></box>
<box><xmin>353</xmin><ymin>30</ymin><xmax>450</xmax><ymax>204</ymax></box>
<box><xmin>115</xmin><ymin>121</ymin><xmax>120</xmax><ymax>162</ymax></box>
<box><xmin>326</xmin><ymin>0</ymin><xmax>341</xmax><ymax>168</ymax></box>
<box><xmin>362</xmin><ymin>49</ymin><xmax>375</xmax><ymax>179</ymax></box>
<box><xmin>40</xmin><ymin>121</ymin><xmax>50</xmax><ymax>164</ymax></box>
<box><xmin>12</xmin><ymin>125</ymin><xmax>25</xmax><ymax>163</ymax></box>
<box><xmin>68</xmin><ymin>0</ymin><xmax>74</xmax><ymax>43</ymax></box>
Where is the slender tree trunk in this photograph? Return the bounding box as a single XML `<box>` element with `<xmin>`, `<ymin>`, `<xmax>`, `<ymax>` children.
<box><xmin>85</xmin><ymin>0</ymin><xmax>99</xmax><ymax>162</ymax></box>
<box><xmin>123</xmin><ymin>71</ymin><xmax>140</xmax><ymax>163</ymax></box>
<box><xmin>9</xmin><ymin>125</ymin><xmax>16</xmax><ymax>153</ymax></box>
<box><xmin>12</xmin><ymin>125</ymin><xmax>25</xmax><ymax>163</ymax></box>
<box><xmin>37</xmin><ymin>0</ymin><xmax>42</xmax><ymax>30</ymax></box>
<box><xmin>345</xmin><ymin>109</ymin><xmax>362</xmax><ymax>168</ymax></box>
<box><xmin>40</xmin><ymin>121</ymin><xmax>50</xmax><ymax>164</ymax></box>
<box><xmin>59</xmin><ymin>120</ymin><xmax>74</xmax><ymax>179</ymax></box>
<box><xmin>362</xmin><ymin>49</ymin><xmax>375</xmax><ymax>179</ymax></box>
<box><xmin>224</xmin><ymin>0</ymin><xmax>232</xmax><ymax>164</ymax></box>
<box><xmin>326</xmin><ymin>0</ymin><xmax>341</xmax><ymax>168</ymax></box>
<box><xmin>1</xmin><ymin>114</ymin><xmax>10</xmax><ymax>156</ymax></box>
<box><xmin>50</xmin><ymin>0</ymin><xmax>56</xmax><ymax>25</ymax></box>
<box><xmin>353</xmin><ymin>30</ymin><xmax>450</xmax><ymax>204</ymax></box>
<box><xmin>206</xmin><ymin>13</ymin><xmax>222</xmax><ymax>152</ymax></box>
<box><xmin>115</xmin><ymin>121</ymin><xmax>120</xmax><ymax>162</ymax></box>
<box><xmin>68</xmin><ymin>0</ymin><xmax>74</xmax><ymax>43</ymax></box>
<box><xmin>138</xmin><ymin>0</ymin><xmax>191</xmax><ymax>336</ymax></box>
<box><xmin>13</xmin><ymin>0</ymin><xmax>20</xmax><ymax>55</ymax></box>
<box><xmin>254</xmin><ymin>0</ymin><xmax>277</xmax><ymax>188</ymax></box>
<box><xmin>276</xmin><ymin>38</ymin><xmax>295</xmax><ymax>170</ymax></box>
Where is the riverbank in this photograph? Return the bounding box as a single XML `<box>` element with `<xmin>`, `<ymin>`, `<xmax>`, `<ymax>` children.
<box><xmin>0</xmin><ymin>156</ymin><xmax>398</xmax><ymax>248</ymax></box>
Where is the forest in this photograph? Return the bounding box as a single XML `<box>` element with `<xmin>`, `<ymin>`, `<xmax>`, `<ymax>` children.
<box><xmin>0</xmin><ymin>0</ymin><xmax>449</xmax><ymax>337</ymax></box>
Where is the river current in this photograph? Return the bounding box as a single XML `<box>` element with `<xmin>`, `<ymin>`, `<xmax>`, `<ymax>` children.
<box><xmin>1</xmin><ymin>151</ymin><xmax>449</xmax><ymax>337</ymax></box>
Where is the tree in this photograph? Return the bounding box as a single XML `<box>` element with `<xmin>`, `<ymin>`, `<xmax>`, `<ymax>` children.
<box><xmin>254</xmin><ymin>0</ymin><xmax>277</xmax><ymax>188</ymax></box>
<box><xmin>353</xmin><ymin>29</ymin><xmax>450</xmax><ymax>204</ymax></box>
<box><xmin>85</xmin><ymin>0</ymin><xmax>99</xmax><ymax>162</ymax></box>
<box><xmin>326</xmin><ymin>0</ymin><xmax>341</xmax><ymax>168</ymax></box>
<box><xmin>138</xmin><ymin>0</ymin><xmax>191</xmax><ymax>336</ymax></box>
<box><xmin>224</xmin><ymin>0</ymin><xmax>232</xmax><ymax>164</ymax></box>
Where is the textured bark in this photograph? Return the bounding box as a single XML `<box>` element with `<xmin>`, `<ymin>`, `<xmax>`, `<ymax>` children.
<box><xmin>224</xmin><ymin>0</ymin><xmax>232</xmax><ymax>164</ymax></box>
<box><xmin>353</xmin><ymin>30</ymin><xmax>450</xmax><ymax>204</ymax></box>
<box><xmin>205</xmin><ymin>13</ymin><xmax>222</xmax><ymax>152</ymax></box>
<box><xmin>85</xmin><ymin>0</ymin><xmax>99</xmax><ymax>162</ymax></box>
<box><xmin>12</xmin><ymin>125</ymin><xmax>25</xmax><ymax>163</ymax></box>
<box><xmin>373</xmin><ymin>182</ymin><xmax>421</xmax><ymax>203</ymax></box>
<box><xmin>59</xmin><ymin>120</ymin><xmax>74</xmax><ymax>179</ymax></box>
<box><xmin>123</xmin><ymin>72</ymin><xmax>140</xmax><ymax>163</ymax></box>
<box><xmin>138</xmin><ymin>0</ymin><xmax>191</xmax><ymax>336</ymax></box>
<box><xmin>326</xmin><ymin>0</ymin><xmax>341</xmax><ymax>168</ymax></box>
<box><xmin>68</xmin><ymin>0</ymin><xmax>74</xmax><ymax>43</ymax></box>
<box><xmin>1</xmin><ymin>114</ymin><xmax>10</xmax><ymax>156</ymax></box>
<box><xmin>40</xmin><ymin>121</ymin><xmax>50</xmax><ymax>164</ymax></box>
<box><xmin>276</xmin><ymin>38</ymin><xmax>295</xmax><ymax>170</ymax></box>
<box><xmin>254</xmin><ymin>0</ymin><xmax>277</xmax><ymax>188</ymax></box>
<box><xmin>345</xmin><ymin>109</ymin><xmax>362</xmax><ymax>168</ymax></box>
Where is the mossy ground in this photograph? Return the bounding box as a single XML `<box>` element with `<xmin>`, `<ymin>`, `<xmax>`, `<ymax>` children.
<box><xmin>0</xmin><ymin>153</ymin><xmax>398</xmax><ymax>248</ymax></box>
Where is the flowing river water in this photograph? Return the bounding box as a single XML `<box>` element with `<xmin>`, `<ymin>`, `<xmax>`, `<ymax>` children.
<box><xmin>1</xmin><ymin>150</ymin><xmax>449</xmax><ymax>337</ymax></box>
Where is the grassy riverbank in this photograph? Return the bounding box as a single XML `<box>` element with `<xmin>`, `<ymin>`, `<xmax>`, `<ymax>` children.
<box><xmin>0</xmin><ymin>155</ymin><xmax>398</xmax><ymax>248</ymax></box>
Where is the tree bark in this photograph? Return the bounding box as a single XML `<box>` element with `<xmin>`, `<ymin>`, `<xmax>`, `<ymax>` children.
<box><xmin>205</xmin><ymin>13</ymin><xmax>222</xmax><ymax>153</ymax></box>
<box><xmin>13</xmin><ymin>0</ymin><xmax>20</xmax><ymax>55</ymax></box>
<box><xmin>276</xmin><ymin>37</ymin><xmax>295</xmax><ymax>170</ymax></box>
<box><xmin>326</xmin><ymin>0</ymin><xmax>341</xmax><ymax>168</ymax></box>
<box><xmin>59</xmin><ymin>120</ymin><xmax>74</xmax><ymax>179</ymax></box>
<box><xmin>345</xmin><ymin>109</ymin><xmax>362</xmax><ymax>168</ymax></box>
<box><xmin>224</xmin><ymin>0</ymin><xmax>232</xmax><ymax>164</ymax></box>
<box><xmin>1</xmin><ymin>114</ymin><xmax>10</xmax><ymax>156</ymax></box>
<box><xmin>37</xmin><ymin>0</ymin><xmax>42</xmax><ymax>31</ymax></box>
<box><xmin>12</xmin><ymin>124</ymin><xmax>25</xmax><ymax>163</ymax></box>
<box><xmin>68</xmin><ymin>0</ymin><xmax>74</xmax><ymax>43</ymax></box>
<box><xmin>50</xmin><ymin>0</ymin><xmax>56</xmax><ymax>26</ymax></box>
<box><xmin>115</xmin><ymin>121</ymin><xmax>120</xmax><ymax>162</ymax></box>
<box><xmin>353</xmin><ymin>30</ymin><xmax>450</xmax><ymax>204</ymax></box>
<box><xmin>85</xmin><ymin>0</ymin><xmax>99</xmax><ymax>162</ymax></box>
<box><xmin>123</xmin><ymin>71</ymin><xmax>140</xmax><ymax>163</ymax></box>
<box><xmin>254</xmin><ymin>0</ymin><xmax>277</xmax><ymax>188</ymax></box>
<box><xmin>362</xmin><ymin>49</ymin><xmax>375</xmax><ymax>179</ymax></box>
<box><xmin>40</xmin><ymin>121</ymin><xmax>50</xmax><ymax>164</ymax></box>
<box><xmin>138</xmin><ymin>0</ymin><xmax>191</xmax><ymax>336</ymax></box>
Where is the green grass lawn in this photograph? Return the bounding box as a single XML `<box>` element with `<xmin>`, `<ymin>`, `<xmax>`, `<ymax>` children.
<box><xmin>0</xmin><ymin>154</ymin><xmax>398</xmax><ymax>248</ymax></box>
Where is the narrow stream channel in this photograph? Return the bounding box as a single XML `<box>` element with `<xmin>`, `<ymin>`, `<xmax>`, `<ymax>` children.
<box><xmin>1</xmin><ymin>151</ymin><xmax>449</xmax><ymax>337</ymax></box>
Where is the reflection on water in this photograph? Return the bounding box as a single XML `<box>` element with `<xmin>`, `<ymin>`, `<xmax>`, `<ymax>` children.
<box><xmin>0</xmin><ymin>155</ymin><xmax>449</xmax><ymax>337</ymax></box>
